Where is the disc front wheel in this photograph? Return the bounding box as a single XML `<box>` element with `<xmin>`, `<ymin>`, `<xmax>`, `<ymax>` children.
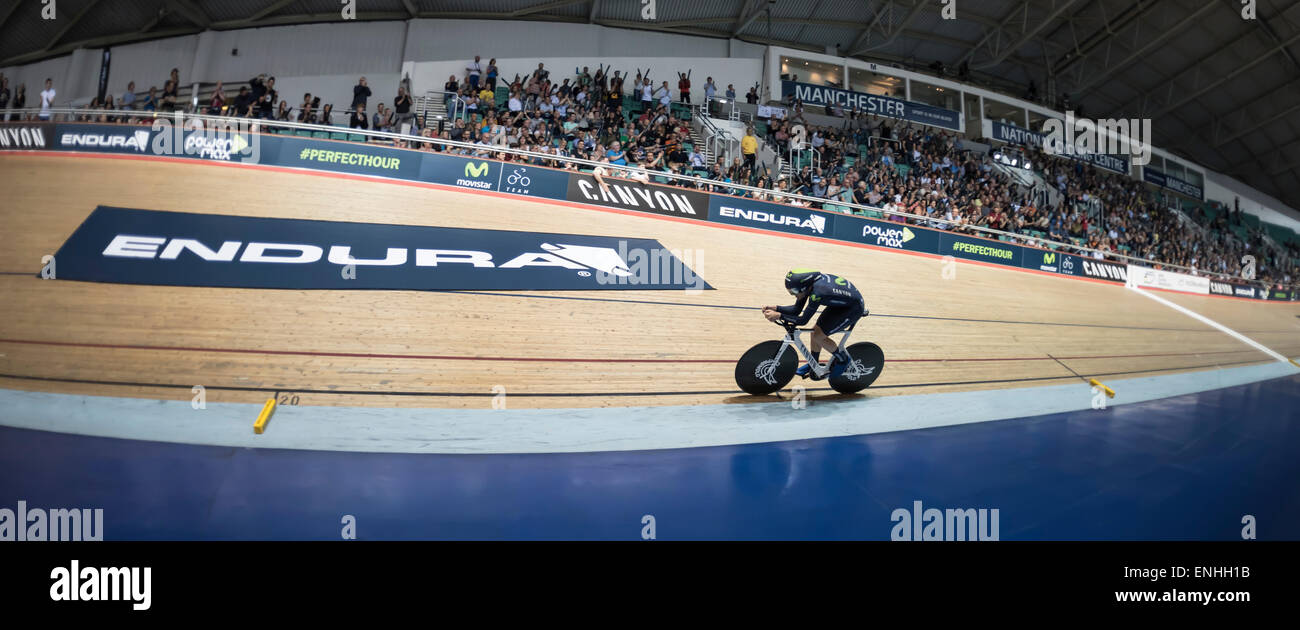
<box><xmin>735</xmin><ymin>340</ymin><xmax>797</xmax><ymax>395</ymax></box>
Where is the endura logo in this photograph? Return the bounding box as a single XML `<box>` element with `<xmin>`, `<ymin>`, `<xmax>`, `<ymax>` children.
<box><xmin>100</xmin><ymin>234</ymin><xmax>634</xmax><ymax>276</ymax></box>
<box><xmin>720</xmin><ymin>206</ymin><xmax>825</xmax><ymax>233</ymax></box>
<box><xmin>62</xmin><ymin>130</ymin><xmax>151</xmax><ymax>152</ymax></box>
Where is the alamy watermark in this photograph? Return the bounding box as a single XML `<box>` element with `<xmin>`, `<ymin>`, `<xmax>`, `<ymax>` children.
<box><xmin>1042</xmin><ymin>111</ymin><xmax>1152</xmax><ymax>167</ymax></box>
<box><xmin>591</xmin><ymin>241</ymin><xmax>706</xmax><ymax>293</ymax></box>
<box><xmin>890</xmin><ymin>500</ymin><xmax>999</xmax><ymax>541</ymax></box>
<box><xmin>148</xmin><ymin>112</ymin><xmax>262</xmax><ymax>163</ymax></box>
<box><xmin>1</xmin><ymin>500</ymin><xmax>103</xmax><ymax>541</ymax></box>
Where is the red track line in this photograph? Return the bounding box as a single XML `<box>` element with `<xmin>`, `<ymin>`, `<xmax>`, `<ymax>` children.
<box><xmin>0</xmin><ymin>337</ymin><xmax>1288</xmax><ymax>364</ymax></box>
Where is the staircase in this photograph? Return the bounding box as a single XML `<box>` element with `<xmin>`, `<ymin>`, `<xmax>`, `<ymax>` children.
<box><xmin>416</xmin><ymin>91</ymin><xmax>449</xmax><ymax>126</ymax></box>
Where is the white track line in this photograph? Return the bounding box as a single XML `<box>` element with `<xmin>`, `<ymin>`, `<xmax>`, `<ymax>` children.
<box><xmin>1127</xmin><ymin>285</ymin><xmax>1298</xmax><ymax>365</ymax></box>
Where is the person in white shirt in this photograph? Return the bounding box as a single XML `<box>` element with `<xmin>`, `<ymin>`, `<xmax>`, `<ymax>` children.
<box><xmin>39</xmin><ymin>78</ymin><xmax>55</xmax><ymax>120</ymax></box>
<box><xmin>655</xmin><ymin>81</ymin><xmax>671</xmax><ymax>107</ymax></box>
<box><xmin>466</xmin><ymin>56</ymin><xmax>483</xmax><ymax>90</ymax></box>
<box><xmin>704</xmin><ymin>78</ymin><xmax>717</xmax><ymax>101</ymax></box>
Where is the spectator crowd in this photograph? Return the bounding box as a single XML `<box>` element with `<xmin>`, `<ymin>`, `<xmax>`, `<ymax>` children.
<box><xmin>3</xmin><ymin>56</ymin><xmax>1295</xmax><ymax>288</ymax></box>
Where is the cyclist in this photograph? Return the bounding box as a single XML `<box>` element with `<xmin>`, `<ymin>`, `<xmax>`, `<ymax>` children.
<box><xmin>763</xmin><ymin>269</ymin><xmax>867</xmax><ymax>379</ymax></box>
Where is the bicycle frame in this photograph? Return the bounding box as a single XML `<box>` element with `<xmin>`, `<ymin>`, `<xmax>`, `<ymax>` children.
<box><xmin>772</xmin><ymin>324</ymin><xmax>855</xmax><ymax>379</ymax></box>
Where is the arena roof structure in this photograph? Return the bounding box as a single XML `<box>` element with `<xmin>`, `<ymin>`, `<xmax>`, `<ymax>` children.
<box><xmin>1</xmin><ymin>0</ymin><xmax>1297</xmax><ymax>210</ymax></box>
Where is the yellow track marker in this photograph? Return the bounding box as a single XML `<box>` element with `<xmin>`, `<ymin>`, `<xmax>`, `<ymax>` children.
<box><xmin>1290</xmin><ymin>359</ymin><xmax>1300</xmax><ymax>369</ymax></box>
<box><xmin>1088</xmin><ymin>379</ymin><xmax>1115</xmax><ymax>399</ymax></box>
<box><xmin>253</xmin><ymin>398</ymin><xmax>277</xmax><ymax>434</ymax></box>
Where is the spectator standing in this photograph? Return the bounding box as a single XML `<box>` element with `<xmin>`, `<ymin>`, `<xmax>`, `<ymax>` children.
<box><xmin>640</xmin><ymin>79</ymin><xmax>653</xmax><ymax>110</ymax></box>
<box><xmin>704</xmin><ymin>77</ymin><xmax>717</xmax><ymax>102</ymax></box>
<box><xmin>255</xmin><ymin>78</ymin><xmax>276</xmax><ymax>119</ymax></box>
<box><xmin>349</xmin><ymin>103</ymin><xmax>368</xmax><ymax>129</ymax></box>
<box><xmin>120</xmin><ymin>81</ymin><xmax>136</xmax><ymax>110</ymax></box>
<box><xmin>741</xmin><ymin>126</ymin><xmax>758</xmax><ymax>171</ymax></box>
<box><xmin>9</xmin><ymin>84</ymin><xmax>25</xmax><ymax>121</ymax></box>
<box><xmin>207</xmin><ymin>82</ymin><xmax>226</xmax><ymax>114</ymax></box>
<box><xmin>677</xmin><ymin>71</ymin><xmax>691</xmax><ymax>104</ymax></box>
<box><xmin>0</xmin><ymin>75</ymin><xmax>9</xmax><ymax>113</ymax></box>
<box><xmin>466</xmin><ymin>56</ymin><xmax>483</xmax><ymax>90</ymax></box>
<box><xmin>440</xmin><ymin>73</ymin><xmax>457</xmax><ymax>103</ymax></box>
<box><xmin>746</xmin><ymin>86</ymin><xmax>759</xmax><ymax>104</ymax></box>
<box><xmin>656</xmin><ymin>81</ymin><xmax>671</xmax><ymax>107</ymax></box>
<box><xmin>394</xmin><ymin>86</ymin><xmax>413</xmax><ymax>129</ymax></box>
<box><xmin>486</xmin><ymin>58</ymin><xmax>499</xmax><ymax>91</ymax></box>
<box><xmin>351</xmin><ymin>76</ymin><xmax>371</xmax><ymax>111</ymax></box>
<box><xmin>161</xmin><ymin>79</ymin><xmax>178</xmax><ymax>112</ymax></box>
<box><xmin>725</xmin><ymin>84</ymin><xmax>736</xmax><ymax>100</ymax></box>
<box><xmin>39</xmin><ymin>78</ymin><xmax>55</xmax><ymax>120</ymax></box>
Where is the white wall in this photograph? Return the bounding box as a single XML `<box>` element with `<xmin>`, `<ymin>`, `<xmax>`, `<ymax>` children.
<box><xmin>106</xmin><ymin>34</ymin><xmax>200</xmax><ymax>97</ymax></box>
<box><xmin>0</xmin><ymin>54</ymin><xmax>71</xmax><ymax>104</ymax></box>
<box><xmin>403</xmin><ymin>19</ymin><xmax>761</xmax><ymax>63</ymax></box>
<box><xmin>1206</xmin><ymin>173</ymin><xmax>1300</xmax><ymax>233</ymax></box>
<box><xmin>403</xmin><ymin>19</ymin><xmax>763</xmax><ymax>102</ymax></box>
<box><xmin>410</xmin><ymin>56</ymin><xmax>760</xmax><ymax>103</ymax></box>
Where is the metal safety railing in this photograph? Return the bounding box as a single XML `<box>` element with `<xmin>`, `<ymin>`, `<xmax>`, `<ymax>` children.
<box><xmin>4</xmin><ymin>106</ymin><xmax>1294</xmax><ymax>291</ymax></box>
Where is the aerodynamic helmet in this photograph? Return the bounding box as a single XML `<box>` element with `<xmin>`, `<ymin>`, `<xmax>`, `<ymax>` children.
<box><xmin>784</xmin><ymin>269</ymin><xmax>820</xmax><ymax>295</ymax></box>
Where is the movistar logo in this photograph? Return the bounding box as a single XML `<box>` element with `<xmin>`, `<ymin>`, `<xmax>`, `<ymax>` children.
<box><xmin>1043</xmin><ymin>252</ymin><xmax>1055</xmax><ymax>264</ymax></box>
<box><xmin>456</xmin><ymin>161</ymin><xmax>494</xmax><ymax>189</ymax></box>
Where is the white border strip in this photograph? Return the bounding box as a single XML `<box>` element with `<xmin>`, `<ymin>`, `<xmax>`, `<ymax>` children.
<box><xmin>1127</xmin><ymin>285</ymin><xmax>1296</xmax><ymax>364</ymax></box>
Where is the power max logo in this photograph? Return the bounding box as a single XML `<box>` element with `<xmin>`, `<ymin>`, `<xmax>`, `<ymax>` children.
<box><xmin>52</xmin><ymin>206</ymin><xmax>711</xmax><ymax>291</ymax></box>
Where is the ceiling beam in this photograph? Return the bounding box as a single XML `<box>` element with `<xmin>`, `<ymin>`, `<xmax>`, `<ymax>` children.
<box><xmin>1102</xmin><ymin>23</ymin><xmax>1262</xmax><ymax>120</ymax></box>
<box><xmin>400</xmin><ymin>0</ymin><xmax>418</xmax><ymax>18</ymax></box>
<box><xmin>974</xmin><ymin>0</ymin><xmax>1086</xmax><ymax>69</ymax></box>
<box><xmin>1153</xmin><ymin>29</ymin><xmax>1300</xmax><ymax>118</ymax></box>
<box><xmin>244</xmin><ymin>0</ymin><xmax>299</xmax><ymax>24</ymax></box>
<box><xmin>511</xmin><ymin>0</ymin><xmax>588</xmax><ymax>18</ymax></box>
<box><xmin>958</xmin><ymin>0</ymin><xmax>1030</xmax><ymax>67</ymax></box>
<box><xmin>0</xmin><ymin>0</ymin><xmax>24</xmax><ymax>33</ymax></box>
<box><xmin>1070</xmin><ymin>0</ymin><xmax>1216</xmax><ymax>95</ymax></box>
<box><xmin>1050</xmin><ymin>1</ymin><xmax>1162</xmax><ymax>81</ymax></box>
<box><xmin>588</xmin><ymin>0</ymin><xmax>600</xmax><ymax>23</ymax></box>
<box><xmin>847</xmin><ymin>1</ymin><xmax>900</xmax><ymax>56</ymax></box>
<box><xmin>731</xmin><ymin>0</ymin><xmax>765</xmax><ymax>37</ymax></box>
<box><xmin>856</xmin><ymin>0</ymin><xmax>927</xmax><ymax>53</ymax></box>
<box><xmin>1214</xmin><ymin>92</ymin><xmax>1300</xmax><ymax>148</ymax></box>
<box><xmin>43</xmin><ymin>0</ymin><xmax>103</xmax><ymax>51</ymax></box>
<box><xmin>166</xmin><ymin>0</ymin><xmax>211</xmax><ymax>28</ymax></box>
<box><xmin>3</xmin><ymin>26</ymin><xmax>200</xmax><ymax>66</ymax></box>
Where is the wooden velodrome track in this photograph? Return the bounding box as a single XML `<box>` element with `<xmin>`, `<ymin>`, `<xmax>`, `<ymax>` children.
<box><xmin>1</xmin><ymin>151</ymin><xmax>1298</xmax><ymax>409</ymax></box>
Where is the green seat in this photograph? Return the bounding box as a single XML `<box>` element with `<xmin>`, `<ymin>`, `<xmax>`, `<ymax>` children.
<box><xmin>348</xmin><ymin>134</ymin><xmax>365</xmax><ymax>142</ymax></box>
<box><xmin>313</xmin><ymin>131</ymin><xmax>329</xmax><ymax>139</ymax></box>
<box><xmin>296</xmin><ymin>130</ymin><xmax>313</xmax><ymax>137</ymax></box>
<box><xmin>330</xmin><ymin>132</ymin><xmax>348</xmax><ymax>141</ymax></box>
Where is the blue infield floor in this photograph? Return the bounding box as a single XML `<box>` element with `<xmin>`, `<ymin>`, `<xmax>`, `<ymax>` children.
<box><xmin>1</xmin><ymin>372</ymin><xmax>1296</xmax><ymax>540</ymax></box>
